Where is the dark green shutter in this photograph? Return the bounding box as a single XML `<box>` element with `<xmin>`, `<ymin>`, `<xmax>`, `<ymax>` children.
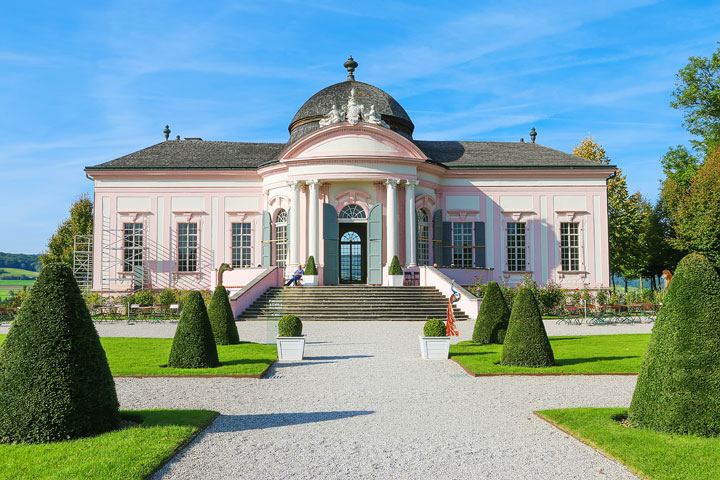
<box><xmin>261</xmin><ymin>211</ymin><xmax>271</xmax><ymax>267</ymax></box>
<box><xmin>442</xmin><ymin>221</ymin><xmax>452</xmax><ymax>267</ymax></box>
<box><xmin>474</xmin><ymin>221</ymin><xmax>486</xmax><ymax>268</ymax></box>
<box><xmin>432</xmin><ymin>209</ymin><xmax>443</xmax><ymax>265</ymax></box>
<box><xmin>368</xmin><ymin>203</ymin><xmax>383</xmax><ymax>284</ymax></box>
<box><xmin>323</xmin><ymin>203</ymin><xmax>339</xmax><ymax>285</ymax></box>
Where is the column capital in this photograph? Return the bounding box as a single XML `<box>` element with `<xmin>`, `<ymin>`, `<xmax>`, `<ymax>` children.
<box><xmin>305</xmin><ymin>179</ymin><xmax>321</xmax><ymax>188</ymax></box>
<box><xmin>385</xmin><ymin>178</ymin><xmax>401</xmax><ymax>188</ymax></box>
<box><xmin>287</xmin><ymin>180</ymin><xmax>302</xmax><ymax>190</ymax></box>
<box><xmin>405</xmin><ymin>179</ymin><xmax>420</xmax><ymax>188</ymax></box>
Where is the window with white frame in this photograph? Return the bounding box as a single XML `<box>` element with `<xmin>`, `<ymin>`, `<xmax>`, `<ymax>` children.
<box><xmin>177</xmin><ymin>223</ymin><xmax>198</xmax><ymax>272</ymax></box>
<box><xmin>275</xmin><ymin>209</ymin><xmax>287</xmax><ymax>268</ymax></box>
<box><xmin>123</xmin><ymin>222</ymin><xmax>144</xmax><ymax>272</ymax></box>
<box><xmin>417</xmin><ymin>209</ymin><xmax>430</xmax><ymax>266</ymax></box>
<box><xmin>453</xmin><ymin>222</ymin><xmax>473</xmax><ymax>267</ymax></box>
<box><xmin>231</xmin><ymin>223</ymin><xmax>252</xmax><ymax>268</ymax></box>
<box><xmin>506</xmin><ymin>222</ymin><xmax>526</xmax><ymax>272</ymax></box>
<box><xmin>560</xmin><ymin>222</ymin><xmax>580</xmax><ymax>271</ymax></box>
<box><xmin>339</xmin><ymin>204</ymin><xmax>366</xmax><ymax>219</ymax></box>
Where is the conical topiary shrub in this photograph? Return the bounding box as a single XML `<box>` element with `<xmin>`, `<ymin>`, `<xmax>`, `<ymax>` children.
<box><xmin>207</xmin><ymin>285</ymin><xmax>240</xmax><ymax>345</ymax></box>
<box><xmin>500</xmin><ymin>287</ymin><xmax>554</xmax><ymax>367</ymax></box>
<box><xmin>0</xmin><ymin>263</ymin><xmax>120</xmax><ymax>443</ymax></box>
<box><xmin>168</xmin><ymin>291</ymin><xmax>219</xmax><ymax>368</ymax></box>
<box><xmin>628</xmin><ymin>253</ymin><xmax>720</xmax><ymax>436</ymax></box>
<box><xmin>472</xmin><ymin>281</ymin><xmax>510</xmax><ymax>344</ymax></box>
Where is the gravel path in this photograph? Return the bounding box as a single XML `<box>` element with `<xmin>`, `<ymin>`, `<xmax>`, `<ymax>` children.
<box><xmin>109</xmin><ymin>321</ymin><xmax>640</xmax><ymax>480</ymax></box>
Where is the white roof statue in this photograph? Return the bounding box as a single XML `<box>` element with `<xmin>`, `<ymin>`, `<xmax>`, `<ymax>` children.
<box><xmin>318</xmin><ymin>87</ymin><xmax>390</xmax><ymax>129</ymax></box>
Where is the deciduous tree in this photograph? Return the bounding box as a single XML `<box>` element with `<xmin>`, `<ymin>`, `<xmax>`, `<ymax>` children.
<box><xmin>40</xmin><ymin>194</ymin><xmax>93</xmax><ymax>268</ymax></box>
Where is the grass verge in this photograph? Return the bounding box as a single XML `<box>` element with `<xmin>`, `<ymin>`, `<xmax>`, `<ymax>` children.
<box><xmin>0</xmin><ymin>335</ymin><xmax>277</xmax><ymax>377</ymax></box>
<box><xmin>536</xmin><ymin>408</ymin><xmax>720</xmax><ymax>480</ymax></box>
<box><xmin>0</xmin><ymin>409</ymin><xmax>218</xmax><ymax>480</ymax></box>
<box><xmin>450</xmin><ymin>334</ymin><xmax>649</xmax><ymax>375</ymax></box>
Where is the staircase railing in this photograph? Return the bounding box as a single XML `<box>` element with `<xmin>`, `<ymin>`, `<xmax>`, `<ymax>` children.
<box><xmin>419</xmin><ymin>266</ymin><xmax>480</xmax><ymax>319</ymax></box>
<box><xmin>229</xmin><ymin>267</ymin><xmax>281</xmax><ymax>318</ymax></box>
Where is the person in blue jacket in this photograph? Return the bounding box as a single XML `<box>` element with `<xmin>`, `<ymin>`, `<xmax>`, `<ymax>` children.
<box><xmin>285</xmin><ymin>265</ymin><xmax>304</xmax><ymax>286</ymax></box>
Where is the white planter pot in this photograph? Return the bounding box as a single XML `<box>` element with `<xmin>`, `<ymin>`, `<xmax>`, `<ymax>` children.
<box><xmin>276</xmin><ymin>336</ymin><xmax>306</xmax><ymax>361</ymax></box>
<box><xmin>419</xmin><ymin>335</ymin><xmax>451</xmax><ymax>360</ymax></box>
<box><xmin>304</xmin><ymin>274</ymin><xmax>318</xmax><ymax>286</ymax></box>
<box><xmin>388</xmin><ymin>274</ymin><xmax>404</xmax><ymax>286</ymax></box>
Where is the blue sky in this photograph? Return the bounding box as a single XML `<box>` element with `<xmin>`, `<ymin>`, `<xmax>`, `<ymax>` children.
<box><xmin>1</xmin><ymin>1</ymin><xmax>719</xmax><ymax>254</ymax></box>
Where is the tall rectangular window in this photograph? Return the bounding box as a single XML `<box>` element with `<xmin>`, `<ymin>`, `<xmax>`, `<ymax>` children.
<box><xmin>177</xmin><ymin>223</ymin><xmax>198</xmax><ymax>272</ymax></box>
<box><xmin>123</xmin><ymin>222</ymin><xmax>144</xmax><ymax>272</ymax></box>
<box><xmin>560</xmin><ymin>222</ymin><xmax>580</xmax><ymax>271</ymax></box>
<box><xmin>417</xmin><ymin>209</ymin><xmax>430</xmax><ymax>266</ymax></box>
<box><xmin>231</xmin><ymin>223</ymin><xmax>252</xmax><ymax>268</ymax></box>
<box><xmin>453</xmin><ymin>222</ymin><xmax>473</xmax><ymax>268</ymax></box>
<box><xmin>506</xmin><ymin>222</ymin><xmax>526</xmax><ymax>272</ymax></box>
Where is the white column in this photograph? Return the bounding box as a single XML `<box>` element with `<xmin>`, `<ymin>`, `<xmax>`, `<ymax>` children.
<box><xmin>385</xmin><ymin>179</ymin><xmax>400</xmax><ymax>265</ymax></box>
<box><xmin>288</xmin><ymin>180</ymin><xmax>301</xmax><ymax>268</ymax></box>
<box><xmin>405</xmin><ymin>180</ymin><xmax>419</xmax><ymax>266</ymax></box>
<box><xmin>306</xmin><ymin>179</ymin><xmax>320</xmax><ymax>262</ymax></box>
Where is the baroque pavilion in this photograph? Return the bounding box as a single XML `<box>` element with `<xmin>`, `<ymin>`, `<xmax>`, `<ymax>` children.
<box><xmin>84</xmin><ymin>57</ymin><xmax>613</xmax><ymax>308</ymax></box>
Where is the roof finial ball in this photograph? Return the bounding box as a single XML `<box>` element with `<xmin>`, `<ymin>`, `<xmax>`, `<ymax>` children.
<box><xmin>344</xmin><ymin>56</ymin><xmax>358</xmax><ymax>81</ymax></box>
<box><xmin>530</xmin><ymin>127</ymin><xmax>537</xmax><ymax>143</ymax></box>
<box><xmin>163</xmin><ymin>125</ymin><xmax>171</xmax><ymax>141</ymax></box>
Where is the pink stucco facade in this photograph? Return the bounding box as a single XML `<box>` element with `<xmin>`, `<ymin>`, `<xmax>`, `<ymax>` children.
<box><xmin>86</xmin><ymin>122</ymin><xmax>613</xmax><ymax>295</ymax></box>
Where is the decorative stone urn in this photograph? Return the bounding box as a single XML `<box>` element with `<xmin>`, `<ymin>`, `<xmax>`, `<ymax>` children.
<box><xmin>276</xmin><ymin>335</ymin><xmax>306</xmax><ymax>360</ymax></box>
<box><xmin>388</xmin><ymin>255</ymin><xmax>404</xmax><ymax>287</ymax></box>
<box><xmin>418</xmin><ymin>336</ymin><xmax>451</xmax><ymax>360</ymax></box>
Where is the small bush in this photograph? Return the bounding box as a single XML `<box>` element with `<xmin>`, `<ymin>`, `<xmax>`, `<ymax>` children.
<box><xmin>389</xmin><ymin>255</ymin><xmax>403</xmax><ymax>275</ymax></box>
<box><xmin>156</xmin><ymin>288</ymin><xmax>179</xmax><ymax>307</ymax></box>
<box><xmin>500</xmin><ymin>287</ymin><xmax>554</xmax><ymax>367</ymax></box>
<box><xmin>536</xmin><ymin>280</ymin><xmax>565</xmax><ymax>315</ymax></box>
<box><xmin>628</xmin><ymin>253</ymin><xmax>720</xmax><ymax>437</ymax></box>
<box><xmin>472</xmin><ymin>281</ymin><xmax>509</xmax><ymax>344</ymax></box>
<box><xmin>278</xmin><ymin>314</ymin><xmax>302</xmax><ymax>337</ymax></box>
<box><xmin>207</xmin><ymin>285</ymin><xmax>240</xmax><ymax>345</ymax></box>
<box><xmin>128</xmin><ymin>289</ymin><xmax>154</xmax><ymax>306</ymax></box>
<box><xmin>0</xmin><ymin>263</ymin><xmax>120</xmax><ymax>443</ymax></box>
<box><xmin>168</xmin><ymin>292</ymin><xmax>219</xmax><ymax>368</ymax></box>
<box><xmin>423</xmin><ymin>318</ymin><xmax>446</xmax><ymax>337</ymax></box>
<box><xmin>305</xmin><ymin>256</ymin><xmax>318</xmax><ymax>275</ymax></box>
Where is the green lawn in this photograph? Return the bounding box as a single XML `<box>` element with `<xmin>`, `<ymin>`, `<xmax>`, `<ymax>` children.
<box><xmin>537</xmin><ymin>408</ymin><xmax>720</xmax><ymax>480</ymax></box>
<box><xmin>0</xmin><ymin>335</ymin><xmax>278</xmax><ymax>377</ymax></box>
<box><xmin>451</xmin><ymin>334</ymin><xmax>649</xmax><ymax>375</ymax></box>
<box><xmin>0</xmin><ymin>268</ymin><xmax>39</xmax><ymax>280</ymax></box>
<box><xmin>0</xmin><ymin>278</ymin><xmax>35</xmax><ymax>301</ymax></box>
<box><xmin>0</xmin><ymin>409</ymin><xmax>218</xmax><ymax>480</ymax></box>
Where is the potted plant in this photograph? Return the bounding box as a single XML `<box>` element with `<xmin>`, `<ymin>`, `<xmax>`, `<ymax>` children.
<box><xmin>304</xmin><ymin>256</ymin><xmax>318</xmax><ymax>286</ymax></box>
<box><xmin>388</xmin><ymin>255</ymin><xmax>404</xmax><ymax>286</ymax></box>
<box><xmin>419</xmin><ymin>318</ymin><xmax>450</xmax><ymax>359</ymax></box>
<box><xmin>276</xmin><ymin>314</ymin><xmax>305</xmax><ymax>360</ymax></box>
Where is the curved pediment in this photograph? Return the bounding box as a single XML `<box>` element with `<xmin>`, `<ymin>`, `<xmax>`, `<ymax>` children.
<box><xmin>279</xmin><ymin>123</ymin><xmax>427</xmax><ymax>162</ymax></box>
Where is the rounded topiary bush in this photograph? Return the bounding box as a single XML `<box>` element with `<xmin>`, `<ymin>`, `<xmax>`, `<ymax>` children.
<box><xmin>472</xmin><ymin>281</ymin><xmax>509</xmax><ymax>344</ymax></box>
<box><xmin>389</xmin><ymin>255</ymin><xmax>403</xmax><ymax>275</ymax></box>
<box><xmin>278</xmin><ymin>314</ymin><xmax>302</xmax><ymax>337</ymax></box>
<box><xmin>305</xmin><ymin>256</ymin><xmax>317</xmax><ymax>275</ymax></box>
<box><xmin>168</xmin><ymin>291</ymin><xmax>219</xmax><ymax>368</ymax></box>
<box><xmin>0</xmin><ymin>263</ymin><xmax>120</xmax><ymax>444</ymax></box>
<box><xmin>500</xmin><ymin>287</ymin><xmax>554</xmax><ymax>367</ymax></box>
<box><xmin>207</xmin><ymin>285</ymin><xmax>240</xmax><ymax>345</ymax></box>
<box><xmin>628</xmin><ymin>253</ymin><xmax>720</xmax><ymax>437</ymax></box>
<box><xmin>423</xmin><ymin>318</ymin><xmax>446</xmax><ymax>337</ymax></box>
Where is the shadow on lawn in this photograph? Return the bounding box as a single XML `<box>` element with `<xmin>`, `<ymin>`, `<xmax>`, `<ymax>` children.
<box><xmin>451</xmin><ymin>351</ymin><xmax>491</xmax><ymax>357</ymax></box>
<box><xmin>209</xmin><ymin>410</ymin><xmax>375</xmax><ymax>432</ymax></box>
<box><xmin>548</xmin><ymin>337</ymin><xmax>583</xmax><ymax>341</ymax></box>
<box><xmin>556</xmin><ymin>356</ymin><xmax>638</xmax><ymax>366</ymax></box>
<box><xmin>218</xmin><ymin>359</ymin><xmax>278</xmax><ymax>367</ymax></box>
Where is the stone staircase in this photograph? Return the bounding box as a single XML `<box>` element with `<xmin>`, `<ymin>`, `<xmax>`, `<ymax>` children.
<box><xmin>237</xmin><ymin>285</ymin><xmax>471</xmax><ymax>322</ymax></box>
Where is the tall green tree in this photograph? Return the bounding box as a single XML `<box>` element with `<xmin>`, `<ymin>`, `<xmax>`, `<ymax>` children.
<box><xmin>40</xmin><ymin>194</ymin><xmax>93</xmax><ymax>268</ymax></box>
<box><xmin>670</xmin><ymin>44</ymin><xmax>720</xmax><ymax>155</ymax></box>
<box><xmin>672</xmin><ymin>146</ymin><xmax>720</xmax><ymax>266</ymax></box>
<box><xmin>659</xmin><ymin>145</ymin><xmax>701</xmax><ymax>214</ymax></box>
<box><xmin>573</xmin><ymin>137</ymin><xmax>643</xmax><ymax>288</ymax></box>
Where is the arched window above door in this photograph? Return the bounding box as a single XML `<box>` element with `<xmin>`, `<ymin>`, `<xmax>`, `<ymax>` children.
<box><xmin>339</xmin><ymin>204</ymin><xmax>366</xmax><ymax>219</ymax></box>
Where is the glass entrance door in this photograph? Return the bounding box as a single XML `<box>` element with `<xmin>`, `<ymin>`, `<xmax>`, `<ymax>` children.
<box><xmin>339</xmin><ymin>228</ymin><xmax>366</xmax><ymax>284</ymax></box>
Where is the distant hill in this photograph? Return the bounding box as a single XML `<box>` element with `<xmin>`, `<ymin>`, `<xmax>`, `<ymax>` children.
<box><xmin>0</xmin><ymin>267</ymin><xmax>39</xmax><ymax>280</ymax></box>
<box><xmin>0</xmin><ymin>252</ymin><xmax>41</xmax><ymax>272</ymax></box>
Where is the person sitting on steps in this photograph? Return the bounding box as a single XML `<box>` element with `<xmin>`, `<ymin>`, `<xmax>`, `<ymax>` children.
<box><xmin>285</xmin><ymin>265</ymin><xmax>304</xmax><ymax>286</ymax></box>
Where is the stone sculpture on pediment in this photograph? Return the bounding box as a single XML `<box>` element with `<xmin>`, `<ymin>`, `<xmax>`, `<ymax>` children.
<box><xmin>362</xmin><ymin>104</ymin><xmax>390</xmax><ymax>128</ymax></box>
<box><xmin>319</xmin><ymin>104</ymin><xmax>346</xmax><ymax>127</ymax></box>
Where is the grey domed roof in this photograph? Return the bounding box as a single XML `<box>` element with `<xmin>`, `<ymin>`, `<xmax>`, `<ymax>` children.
<box><xmin>288</xmin><ymin>81</ymin><xmax>414</xmax><ymax>143</ymax></box>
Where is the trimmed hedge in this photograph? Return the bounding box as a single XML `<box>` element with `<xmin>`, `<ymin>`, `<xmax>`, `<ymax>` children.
<box><xmin>0</xmin><ymin>263</ymin><xmax>120</xmax><ymax>443</ymax></box>
<box><xmin>168</xmin><ymin>291</ymin><xmax>219</xmax><ymax>368</ymax></box>
<box><xmin>207</xmin><ymin>286</ymin><xmax>240</xmax><ymax>345</ymax></box>
<box><xmin>278</xmin><ymin>314</ymin><xmax>302</xmax><ymax>337</ymax></box>
<box><xmin>305</xmin><ymin>256</ymin><xmax>318</xmax><ymax>275</ymax></box>
<box><xmin>472</xmin><ymin>281</ymin><xmax>509</xmax><ymax>344</ymax></box>
<box><xmin>500</xmin><ymin>287</ymin><xmax>554</xmax><ymax>367</ymax></box>
<box><xmin>423</xmin><ymin>318</ymin><xmax>446</xmax><ymax>337</ymax></box>
<box><xmin>389</xmin><ymin>256</ymin><xmax>403</xmax><ymax>275</ymax></box>
<box><xmin>629</xmin><ymin>253</ymin><xmax>720</xmax><ymax>437</ymax></box>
